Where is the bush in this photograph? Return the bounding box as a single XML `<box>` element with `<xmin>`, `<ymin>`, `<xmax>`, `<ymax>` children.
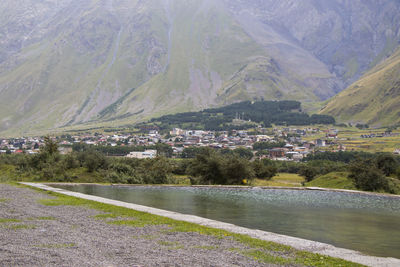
<box><xmin>276</xmin><ymin>161</ymin><xmax>303</xmax><ymax>174</ymax></box>
<box><xmin>63</xmin><ymin>153</ymin><xmax>80</xmax><ymax>169</ymax></box>
<box><xmin>252</xmin><ymin>160</ymin><xmax>277</xmax><ymax>180</ymax></box>
<box><xmin>141</xmin><ymin>157</ymin><xmax>173</xmax><ymax>184</ymax></box>
<box><xmin>348</xmin><ymin>160</ymin><xmax>390</xmax><ymax>192</ymax></box>
<box><xmin>188</xmin><ymin>149</ymin><xmax>225</xmax><ymax>184</ymax></box>
<box><xmin>224</xmin><ymin>156</ymin><xmax>255</xmax><ymax>184</ymax></box>
<box><xmin>79</xmin><ymin>150</ymin><xmax>109</xmax><ymax>172</ymax></box>
<box><xmin>297</xmin><ymin>160</ymin><xmax>347</xmax><ymax>182</ymax></box>
<box><xmin>298</xmin><ymin>165</ymin><xmax>319</xmax><ymax>182</ymax></box>
<box><xmin>188</xmin><ymin>148</ymin><xmax>255</xmax><ymax>185</ymax></box>
<box><xmin>233</xmin><ymin>147</ymin><xmax>254</xmax><ymax>160</ymax></box>
<box><xmin>375</xmin><ymin>153</ymin><xmax>398</xmax><ymax>176</ymax></box>
<box><xmin>171</xmin><ymin>159</ymin><xmax>190</xmax><ymax>175</ymax></box>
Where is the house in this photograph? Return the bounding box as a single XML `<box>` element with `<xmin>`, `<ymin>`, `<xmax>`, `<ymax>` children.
<box><xmin>58</xmin><ymin>147</ymin><xmax>73</xmax><ymax>155</ymax></box>
<box><xmin>269</xmin><ymin>148</ymin><xmax>286</xmax><ymax>158</ymax></box>
<box><xmin>170</xmin><ymin>128</ymin><xmax>185</xmax><ymax>136</ymax></box>
<box><xmin>316</xmin><ymin>139</ymin><xmax>326</xmax><ymax>147</ymax></box>
<box><xmin>127</xmin><ymin>150</ymin><xmax>157</xmax><ymax>159</ymax></box>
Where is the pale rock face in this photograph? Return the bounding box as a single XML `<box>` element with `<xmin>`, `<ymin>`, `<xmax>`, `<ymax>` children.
<box><xmin>224</xmin><ymin>0</ymin><xmax>400</xmax><ymax>84</ymax></box>
<box><xmin>0</xmin><ymin>0</ymin><xmax>399</xmax><ymax>134</ymax></box>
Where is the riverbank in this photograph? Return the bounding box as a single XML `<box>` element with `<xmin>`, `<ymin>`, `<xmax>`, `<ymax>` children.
<box><xmin>0</xmin><ymin>183</ymin><xmax>373</xmax><ymax>267</ymax></box>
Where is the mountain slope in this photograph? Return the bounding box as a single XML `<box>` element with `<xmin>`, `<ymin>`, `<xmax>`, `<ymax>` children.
<box><xmin>320</xmin><ymin>46</ymin><xmax>400</xmax><ymax>126</ymax></box>
<box><xmin>0</xmin><ymin>0</ymin><xmax>400</xmax><ymax>135</ymax></box>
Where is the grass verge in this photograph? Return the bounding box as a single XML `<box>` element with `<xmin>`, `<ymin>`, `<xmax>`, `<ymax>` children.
<box><xmin>305</xmin><ymin>172</ymin><xmax>356</xmax><ymax>189</ymax></box>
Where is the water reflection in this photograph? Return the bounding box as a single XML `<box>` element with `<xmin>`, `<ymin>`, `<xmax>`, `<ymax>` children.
<box><xmin>54</xmin><ymin>184</ymin><xmax>400</xmax><ymax>258</ymax></box>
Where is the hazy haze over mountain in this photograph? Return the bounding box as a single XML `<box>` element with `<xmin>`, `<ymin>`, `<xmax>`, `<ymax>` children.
<box><xmin>0</xmin><ymin>0</ymin><xmax>399</xmax><ymax>134</ymax></box>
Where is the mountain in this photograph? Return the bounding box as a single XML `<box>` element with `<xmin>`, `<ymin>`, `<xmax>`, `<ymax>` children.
<box><xmin>320</xmin><ymin>46</ymin><xmax>400</xmax><ymax>126</ymax></box>
<box><xmin>0</xmin><ymin>0</ymin><xmax>400</xmax><ymax>135</ymax></box>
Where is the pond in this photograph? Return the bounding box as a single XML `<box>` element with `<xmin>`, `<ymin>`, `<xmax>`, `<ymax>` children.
<box><xmin>53</xmin><ymin>184</ymin><xmax>400</xmax><ymax>258</ymax></box>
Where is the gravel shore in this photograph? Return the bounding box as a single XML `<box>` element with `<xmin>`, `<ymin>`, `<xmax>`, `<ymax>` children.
<box><xmin>0</xmin><ymin>184</ymin><xmax>273</xmax><ymax>267</ymax></box>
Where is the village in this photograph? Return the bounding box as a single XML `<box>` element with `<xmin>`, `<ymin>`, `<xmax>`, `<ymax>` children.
<box><xmin>0</xmin><ymin>126</ymin><xmax>383</xmax><ymax>161</ymax></box>
<box><xmin>2</xmin><ymin>125</ymin><xmax>400</xmax><ymax>161</ymax></box>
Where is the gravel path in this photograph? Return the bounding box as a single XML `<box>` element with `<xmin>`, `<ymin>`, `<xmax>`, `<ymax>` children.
<box><xmin>0</xmin><ymin>184</ymin><xmax>273</xmax><ymax>267</ymax></box>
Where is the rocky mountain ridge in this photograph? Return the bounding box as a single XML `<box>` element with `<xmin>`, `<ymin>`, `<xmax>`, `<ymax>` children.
<box><xmin>0</xmin><ymin>0</ymin><xmax>399</xmax><ymax>134</ymax></box>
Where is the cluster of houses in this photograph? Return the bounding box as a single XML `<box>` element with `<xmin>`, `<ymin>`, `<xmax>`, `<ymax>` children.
<box><xmin>360</xmin><ymin>132</ymin><xmax>399</xmax><ymax>138</ymax></box>
<box><xmin>0</xmin><ymin>127</ymin><xmax>348</xmax><ymax>161</ymax></box>
<box><xmin>2</xmin><ymin>126</ymin><xmax>399</xmax><ymax>161</ymax></box>
<box><xmin>0</xmin><ymin>137</ymin><xmax>41</xmax><ymax>154</ymax></box>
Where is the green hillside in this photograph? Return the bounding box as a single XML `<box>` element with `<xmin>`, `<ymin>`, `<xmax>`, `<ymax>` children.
<box><xmin>143</xmin><ymin>100</ymin><xmax>335</xmax><ymax>131</ymax></box>
<box><xmin>320</xmin><ymin>46</ymin><xmax>400</xmax><ymax>126</ymax></box>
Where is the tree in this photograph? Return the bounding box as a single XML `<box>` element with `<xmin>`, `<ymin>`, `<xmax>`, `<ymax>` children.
<box><xmin>348</xmin><ymin>160</ymin><xmax>389</xmax><ymax>192</ymax></box>
<box><xmin>233</xmin><ymin>147</ymin><xmax>254</xmax><ymax>160</ymax></box>
<box><xmin>145</xmin><ymin>157</ymin><xmax>173</xmax><ymax>184</ymax></box>
<box><xmin>298</xmin><ymin>165</ymin><xmax>318</xmax><ymax>182</ymax></box>
<box><xmin>252</xmin><ymin>160</ymin><xmax>277</xmax><ymax>180</ymax></box>
<box><xmin>188</xmin><ymin>148</ymin><xmax>225</xmax><ymax>184</ymax></box>
<box><xmin>375</xmin><ymin>153</ymin><xmax>398</xmax><ymax>176</ymax></box>
<box><xmin>81</xmin><ymin>150</ymin><xmax>108</xmax><ymax>172</ymax></box>
<box><xmin>224</xmin><ymin>156</ymin><xmax>255</xmax><ymax>184</ymax></box>
<box><xmin>188</xmin><ymin>148</ymin><xmax>255</xmax><ymax>185</ymax></box>
<box><xmin>156</xmin><ymin>143</ymin><xmax>173</xmax><ymax>158</ymax></box>
<box><xmin>41</xmin><ymin>136</ymin><xmax>59</xmax><ymax>156</ymax></box>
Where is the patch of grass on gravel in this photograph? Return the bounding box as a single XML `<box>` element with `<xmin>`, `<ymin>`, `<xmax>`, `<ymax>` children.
<box><xmin>0</xmin><ymin>218</ymin><xmax>21</xmax><ymax>223</ymax></box>
<box><xmin>33</xmin><ymin>188</ymin><xmax>364</xmax><ymax>267</ymax></box>
<box><xmin>243</xmin><ymin>249</ymin><xmax>292</xmax><ymax>265</ymax></box>
<box><xmin>37</xmin><ymin>216</ymin><xmax>55</xmax><ymax>220</ymax></box>
<box><xmin>2</xmin><ymin>224</ymin><xmax>36</xmax><ymax>230</ymax></box>
<box><xmin>0</xmin><ymin>198</ymin><xmax>9</xmax><ymax>202</ymax></box>
<box><xmin>109</xmin><ymin>219</ymin><xmax>163</xmax><ymax>227</ymax></box>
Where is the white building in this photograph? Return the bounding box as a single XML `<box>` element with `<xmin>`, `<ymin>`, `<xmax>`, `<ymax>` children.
<box><xmin>127</xmin><ymin>150</ymin><xmax>157</xmax><ymax>159</ymax></box>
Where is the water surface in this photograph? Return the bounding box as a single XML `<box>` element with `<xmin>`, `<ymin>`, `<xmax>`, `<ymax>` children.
<box><xmin>53</xmin><ymin>184</ymin><xmax>400</xmax><ymax>258</ymax></box>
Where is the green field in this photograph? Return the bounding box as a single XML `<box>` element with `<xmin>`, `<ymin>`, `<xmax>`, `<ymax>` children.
<box><xmin>305</xmin><ymin>172</ymin><xmax>356</xmax><ymax>190</ymax></box>
<box><xmin>253</xmin><ymin>173</ymin><xmax>304</xmax><ymax>187</ymax></box>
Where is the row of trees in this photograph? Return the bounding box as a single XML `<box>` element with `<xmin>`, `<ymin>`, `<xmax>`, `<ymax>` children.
<box><xmin>148</xmin><ymin>100</ymin><xmax>335</xmax><ymax>131</ymax></box>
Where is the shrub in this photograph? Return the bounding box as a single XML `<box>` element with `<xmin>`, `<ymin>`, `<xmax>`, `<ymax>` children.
<box><xmin>188</xmin><ymin>149</ymin><xmax>225</xmax><ymax>184</ymax></box>
<box><xmin>233</xmin><ymin>147</ymin><xmax>254</xmax><ymax>160</ymax></box>
<box><xmin>63</xmin><ymin>153</ymin><xmax>80</xmax><ymax>169</ymax></box>
<box><xmin>188</xmin><ymin>148</ymin><xmax>255</xmax><ymax>185</ymax></box>
<box><xmin>298</xmin><ymin>165</ymin><xmax>319</xmax><ymax>182</ymax></box>
<box><xmin>348</xmin><ymin>160</ymin><xmax>390</xmax><ymax>192</ymax></box>
<box><xmin>141</xmin><ymin>157</ymin><xmax>173</xmax><ymax>184</ymax></box>
<box><xmin>375</xmin><ymin>153</ymin><xmax>398</xmax><ymax>176</ymax></box>
<box><xmin>224</xmin><ymin>156</ymin><xmax>255</xmax><ymax>184</ymax></box>
<box><xmin>80</xmin><ymin>150</ymin><xmax>109</xmax><ymax>172</ymax></box>
<box><xmin>171</xmin><ymin>159</ymin><xmax>190</xmax><ymax>175</ymax></box>
<box><xmin>252</xmin><ymin>160</ymin><xmax>277</xmax><ymax>180</ymax></box>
